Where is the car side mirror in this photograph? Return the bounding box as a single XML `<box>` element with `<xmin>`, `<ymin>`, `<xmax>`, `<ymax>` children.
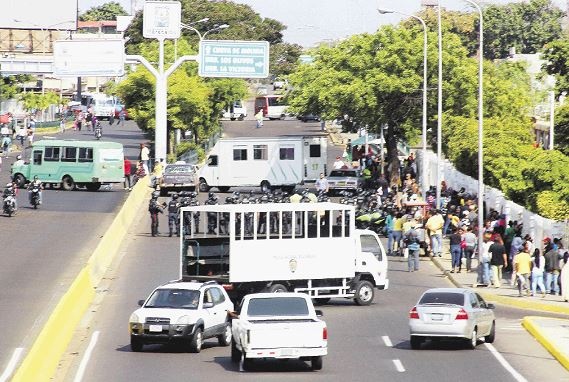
<box><xmin>203</xmin><ymin>302</ymin><xmax>214</xmax><ymax>309</ymax></box>
<box><xmin>315</xmin><ymin>309</ymin><xmax>324</xmax><ymax>317</ymax></box>
<box><xmin>137</xmin><ymin>299</ymin><xmax>145</xmax><ymax>307</ymax></box>
<box><xmin>486</xmin><ymin>303</ymin><xmax>495</xmax><ymax>310</ymax></box>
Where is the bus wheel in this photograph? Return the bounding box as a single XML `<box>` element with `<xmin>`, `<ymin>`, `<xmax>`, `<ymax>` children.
<box><xmin>61</xmin><ymin>176</ymin><xmax>75</xmax><ymax>191</ymax></box>
<box><xmin>86</xmin><ymin>182</ymin><xmax>101</xmax><ymax>192</ymax></box>
<box><xmin>13</xmin><ymin>174</ymin><xmax>26</xmax><ymax>188</ymax></box>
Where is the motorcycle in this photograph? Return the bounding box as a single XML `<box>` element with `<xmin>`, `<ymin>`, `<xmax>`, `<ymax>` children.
<box><xmin>30</xmin><ymin>186</ymin><xmax>41</xmax><ymax>209</ymax></box>
<box><xmin>3</xmin><ymin>194</ymin><xmax>16</xmax><ymax>216</ymax></box>
<box><xmin>94</xmin><ymin>123</ymin><xmax>102</xmax><ymax>140</ymax></box>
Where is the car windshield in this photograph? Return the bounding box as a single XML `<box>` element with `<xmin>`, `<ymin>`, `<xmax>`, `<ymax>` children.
<box><xmin>145</xmin><ymin>289</ymin><xmax>200</xmax><ymax>309</ymax></box>
<box><xmin>419</xmin><ymin>292</ymin><xmax>465</xmax><ymax>306</ymax></box>
<box><xmin>330</xmin><ymin>170</ymin><xmax>357</xmax><ymax>177</ymax></box>
<box><xmin>247</xmin><ymin>297</ymin><xmax>309</xmax><ymax>317</ymax></box>
<box><xmin>165</xmin><ymin>165</ymin><xmax>193</xmax><ymax>174</ymax></box>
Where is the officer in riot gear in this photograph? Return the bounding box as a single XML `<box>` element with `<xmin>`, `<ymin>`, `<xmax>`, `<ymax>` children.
<box><xmin>148</xmin><ymin>191</ymin><xmax>166</xmax><ymax>236</ymax></box>
<box><xmin>167</xmin><ymin>193</ymin><xmax>181</xmax><ymax>237</ymax></box>
<box><xmin>205</xmin><ymin>191</ymin><xmax>218</xmax><ymax>234</ymax></box>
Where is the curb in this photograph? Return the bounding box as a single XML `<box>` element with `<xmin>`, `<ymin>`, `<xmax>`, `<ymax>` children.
<box><xmin>429</xmin><ymin>255</ymin><xmax>569</xmax><ymax>315</ymax></box>
<box><xmin>522</xmin><ymin>316</ymin><xmax>569</xmax><ymax>371</ymax></box>
<box><xmin>11</xmin><ymin>178</ymin><xmax>151</xmax><ymax>382</ymax></box>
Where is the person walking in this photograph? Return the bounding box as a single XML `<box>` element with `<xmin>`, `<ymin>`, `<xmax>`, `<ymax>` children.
<box><xmin>255</xmin><ymin>110</ymin><xmax>264</xmax><ymax>128</ymax></box>
<box><xmin>489</xmin><ymin>235</ymin><xmax>507</xmax><ymax>288</ymax></box>
<box><xmin>391</xmin><ymin>212</ymin><xmax>404</xmax><ymax>256</ymax></box>
<box><xmin>544</xmin><ymin>239</ymin><xmax>561</xmax><ymax>296</ymax></box>
<box><xmin>167</xmin><ymin>193</ymin><xmax>181</xmax><ymax>237</ymax></box>
<box><xmin>514</xmin><ymin>241</ymin><xmax>532</xmax><ymax>297</ymax></box>
<box><xmin>531</xmin><ymin>248</ymin><xmax>546</xmax><ymax>297</ymax></box>
<box><xmin>140</xmin><ymin>143</ymin><xmax>150</xmax><ymax>175</ymax></box>
<box><xmin>123</xmin><ymin>158</ymin><xmax>133</xmax><ymax>190</ymax></box>
<box><xmin>148</xmin><ymin>191</ymin><xmax>165</xmax><ymax>237</ymax></box>
<box><xmin>478</xmin><ymin>233</ymin><xmax>493</xmax><ymax>286</ymax></box>
<box><xmin>448</xmin><ymin>227</ymin><xmax>462</xmax><ymax>273</ymax></box>
<box><xmin>461</xmin><ymin>227</ymin><xmax>477</xmax><ymax>272</ymax></box>
<box><xmin>404</xmin><ymin>222</ymin><xmax>421</xmax><ymax>272</ymax></box>
<box><xmin>425</xmin><ymin>209</ymin><xmax>444</xmax><ymax>257</ymax></box>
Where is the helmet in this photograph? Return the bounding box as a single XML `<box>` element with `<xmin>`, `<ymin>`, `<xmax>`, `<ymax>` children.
<box><xmin>151</xmin><ymin>191</ymin><xmax>160</xmax><ymax>199</ymax></box>
<box><xmin>208</xmin><ymin>191</ymin><xmax>215</xmax><ymax>198</ymax></box>
<box><xmin>172</xmin><ymin>193</ymin><xmax>178</xmax><ymax>200</ymax></box>
<box><xmin>17</xmin><ymin>155</ymin><xmax>21</xmax><ymax>160</ymax></box>
<box><xmin>34</xmin><ymin>175</ymin><xmax>39</xmax><ymax>181</ymax></box>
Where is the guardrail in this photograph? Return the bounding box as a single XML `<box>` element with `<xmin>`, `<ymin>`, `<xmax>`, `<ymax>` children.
<box><xmin>12</xmin><ymin>178</ymin><xmax>151</xmax><ymax>382</ymax></box>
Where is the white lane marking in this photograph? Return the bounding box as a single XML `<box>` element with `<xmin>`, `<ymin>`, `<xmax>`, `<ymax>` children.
<box><xmin>484</xmin><ymin>343</ymin><xmax>528</xmax><ymax>382</ymax></box>
<box><xmin>382</xmin><ymin>335</ymin><xmax>393</xmax><ymax>347</ymax></box>
<box><xmin>0</xmin><ymin>348</ymin><xmax>24</xmax><ymax>382</ymax></box>
<box><xmin>392</xmin><ymin>359</ymin><xmax>405</xmax><ymax>372</ymax></box>
<box><xmin>73</xmin><ymin>331</ymin><xmax>100</xmax><ymax>382</ymax></box>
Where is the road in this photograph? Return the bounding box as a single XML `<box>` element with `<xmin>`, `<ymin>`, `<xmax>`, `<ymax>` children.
<box><xmin>59</xmin><ymin>118</ymin><xmax>568</xmax><ymax>382</ymax></box>
<box><xmin>0</xmin><ymin>120</ymin><xmax>146</xmax><ymax>379</ymax></box>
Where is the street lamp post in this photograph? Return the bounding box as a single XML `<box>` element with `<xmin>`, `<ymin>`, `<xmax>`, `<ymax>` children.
<box><xmin>377</xmin><ymin>9</ymin><xmax>428</xmax><ymax>199</ymax></box>
<box><xmin>436</xmin><ymin>1</ymin><xmax>443</xmax><ymax>210</ymax></box>
<box><xmin>462</xmin><ymin>0</ymin><xmax>484</xmax><ymax>270</ymax></box>
<box><xmin>175</xmin><ymin>18</ymin><xmax>209</xmax><ymax>61</ymax></box>
<box><xmin>179</xmin><ymin>22</ymin><xmax>229</xmax><ymax>41</ymax></box>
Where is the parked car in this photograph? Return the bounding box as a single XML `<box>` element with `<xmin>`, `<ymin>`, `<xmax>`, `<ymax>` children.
<box><xmin>408</xmin><ymin>288</ymin><xmax>495</xmax><ymax>350</ymax></box>
<box><xmin>273</xmin><ymin>78</ymin><xmax>287</xmax><ymax>90</ymax></box>
<box><xmin>327</xmin><ymin>169</ymin><xmax>362</xmax><ymax>193</ymax></box>
<box><xmin>159</xmin><ymin>161</ymin><xmax>198</xmax><ymax>196</ymax></box>
<box><xmin>222</xmin><ymin>100</ymin><xmax>248</xmax><ymax>121</ymax></box>
<box><xmin>128</xmin><ymin>280</ymin><xmax>234</xmax><ymax>353</ymax></box>
<box><xmin>297</xmin><ymin>113</ymin><xmax>320</xmax><ymax>122</ymax></box>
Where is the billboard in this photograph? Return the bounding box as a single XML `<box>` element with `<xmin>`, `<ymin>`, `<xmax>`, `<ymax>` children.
<box><xmin>53</xmin><ymin>39</ymin><xmax>125</xmax><ymax>77</ymax></box>
<box><xmin>0</xmin><ymin>0</ymin><xmax>77</xmax><ymax>31</ymax></box>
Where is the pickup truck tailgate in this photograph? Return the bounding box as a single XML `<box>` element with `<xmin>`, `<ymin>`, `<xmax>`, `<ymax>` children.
<box><xmin>246</xmin><ymin>319</ymin><xmax>326</xmax><ymax>349</ymax></box>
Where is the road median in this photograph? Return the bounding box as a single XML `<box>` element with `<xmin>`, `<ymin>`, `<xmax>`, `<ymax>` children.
<box><xmin>12</xmin><ymin>179</ymin><xmax>151</xmax><ymax>382</ymax></box>
<box><xmin>522</xmin><ymin>316</ymin><xmax>569</xmax><ymax>371</ymax></box>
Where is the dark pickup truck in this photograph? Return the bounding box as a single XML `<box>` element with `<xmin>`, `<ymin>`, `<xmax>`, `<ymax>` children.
<box><xmin>159</xmin><ymin>162</ymin><xmax>198</xmax><ymax>196</ymax></box>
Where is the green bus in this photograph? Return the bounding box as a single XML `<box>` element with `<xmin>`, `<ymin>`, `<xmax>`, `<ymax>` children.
<box><xmin>11</xmin><ymin>140</ymin><xmax>125</xmax><ymax>191</ymax></box>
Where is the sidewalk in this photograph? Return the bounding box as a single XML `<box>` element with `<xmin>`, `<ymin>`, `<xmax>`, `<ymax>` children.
<box><xmin>430</xmin><ymin>240</ymin><xmax>569</xmax><ymax>371</ymax></box>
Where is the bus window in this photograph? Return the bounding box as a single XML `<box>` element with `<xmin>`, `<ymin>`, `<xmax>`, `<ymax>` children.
<box><xmin>61</xmin><ymin>147</ymin><xmax>77</xmax><ymax>162</ymax></box>
<box><xmin>33</xmin><ymin>150</ymin><xmax>42</xmax><ymax>165</ymax></box>
<box><xmin>309</xmin><ymin>144</ymin><xmax>321</xmax><ymax>157</ymax></box>
<box><xmin>279</xmin><ymin>147</ymin><xmax>295</xmax><ymax>160</ymax></box>
<box><xmin>267</xmin><ymin>97</ymin><xmax>282</xmax><ymax>106</ymax></box>
<box><xmin>44</xmin><ymin>147</ymin><xmax>60</xmax><ymax>162</ymax></box>
<box><xmin>233</xmin><ymin>147</ymin><xmax>247</xmax><ymax>161</ymax></box>
<box><xmin>78</xmin><ymin>148</ymin><xmax>93</xmax><ymax>162</ymax></box>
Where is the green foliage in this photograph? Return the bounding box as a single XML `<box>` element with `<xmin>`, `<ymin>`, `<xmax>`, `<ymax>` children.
<box><xmin>554</xmin><ymin>102</ymin><xmax>569</xmax><ymax>156</ymax></box>
<box><xmin>483</xmin><ymin>0</ymin><xmax>564</xmax><ymax>59</ymax></box>
<box><xmin>19</xmin><ymin>91</ymin><xmax>60</xmax><ymax>114</ymax></box>
<box><xmin>176</xmin><ymin>140</ymin><xmax>205</xmax><ymax>162</ymax></box>
<box><xmin>79</xmin><ymin>1</ymin><xmax>128</xmax><ymax>21</ymax></box>
<box><xmin>270</xmin><ymin>43</ymin><xmax>303</xmax><ymax>77</ymax></box>
<box><xmin>535</xmin><ymin>191</ymin><xmax>569</xmax><ymax>221</ymax></box>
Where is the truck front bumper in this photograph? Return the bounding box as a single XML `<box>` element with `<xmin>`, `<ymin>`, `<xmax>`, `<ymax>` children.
<box><xmin>244</xmin><ymin>346</ymin><xmax>327</xmax><ymax>359</ymax></box>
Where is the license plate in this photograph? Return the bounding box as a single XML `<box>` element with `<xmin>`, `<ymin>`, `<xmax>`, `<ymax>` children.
<box><xmin>149</xmin><ymin>325</ymin><xmax>163</xmax><ymax>332</ymax></box>
<box><xmin>337</xmin><ymin>182</ymin><xmax>345</xmax><ymax>186</ymax></box>
<box><xmin>280</xmin><ymin>349</ymin><xmax>297</xmax><ymax>357</ymax></box>
<box><xmin>431</xmin><ymin>314</ymin><xmax>443</xmax><ymax>321</ymax></box>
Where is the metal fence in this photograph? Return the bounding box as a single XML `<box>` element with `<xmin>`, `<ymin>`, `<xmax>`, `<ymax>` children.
<box><xmin>416</xmin><ymin>149</ymin><xmax>569</xmax><ymax>244</ymax></box>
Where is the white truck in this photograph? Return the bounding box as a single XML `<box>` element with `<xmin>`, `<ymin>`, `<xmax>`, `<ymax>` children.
<box><xmin>179</xmin><ymin>202</ymin><xmax>389</xmax><ymax>305</ymax></box>
<box><xmin>230</xmin><ymin>293</ymin><xmax>327</xmax><ymax>371</ymax></box>
<box><xmin>198</xmin><ymin>136</ymin><xmax>328</xmax><ymax>193</ymax></box>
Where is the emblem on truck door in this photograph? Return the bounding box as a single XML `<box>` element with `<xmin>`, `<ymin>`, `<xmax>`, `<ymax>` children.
<box><xmin>289</xmin><ymin>258</ymin><xmax>298</xmax><ymax>273</ymax></box>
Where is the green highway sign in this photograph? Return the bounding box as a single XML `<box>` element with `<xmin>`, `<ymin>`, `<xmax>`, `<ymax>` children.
<box><xmin>198</xmin><ymin>40</ymin><xmax>269</xmax><ymax>78</ymax></box>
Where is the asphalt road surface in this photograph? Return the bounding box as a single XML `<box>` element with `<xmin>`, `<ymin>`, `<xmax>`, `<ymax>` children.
<box><xmin>0</xmin><ymin>120</ymin><xmax>146</xmax><ymax>379</ymax></box>
<box><xmin>57</xmin><ymin>119</ymin><xmax>568</xmax><ymax>382</ymax></box>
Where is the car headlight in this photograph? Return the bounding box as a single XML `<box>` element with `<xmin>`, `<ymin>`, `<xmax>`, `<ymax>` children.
<box><xmin>176</xmin><ymin>315</ymin><xmax>192</xmax><ymax>325</ymax></box>
<box><xmin>129</xmin><ymin>313</ymin><xmax>140</xmax><ymax>324</ymax></box>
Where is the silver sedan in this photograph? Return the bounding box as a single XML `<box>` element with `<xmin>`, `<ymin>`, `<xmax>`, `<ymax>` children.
<box><xmin>408</xmin><ymin>288</ymin><xmax>495</xmax><ymax>349</ymax></box>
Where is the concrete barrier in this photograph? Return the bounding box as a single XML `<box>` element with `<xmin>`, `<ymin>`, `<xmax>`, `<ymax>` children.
<box><xmin>12</xmin><ymin>178</ymin><xmax>151</xmax><ymax>382</ymax></box>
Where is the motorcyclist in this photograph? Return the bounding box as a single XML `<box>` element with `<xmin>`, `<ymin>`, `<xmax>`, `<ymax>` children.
<box><xmin>13</xmin><ymin>155</ymin><xmax>25</xmax><ymax>167</ymax></box>
<box><xmin>205</xmin><ymin>191</ymin><xmax>218</xmax><ymax>234</ymax></box>
<box><xmin>94</xmin><ymin>120</ymin><xmax>102</xmax><ymax>139</ymax></box>
<box><xmin>28</xmin><ymin>175</ymin><xmax>43</xmax><ymax>205</ymax></box>
<box><xmin>167</xmin><ymin>193</ymin><xmax>181</xmax><ymax>237</ymax></box>
<box><xmin>3</xmin><ymin>182</ymin><xmax>17</xmax><ymax>213</ymax></box>
<box><xmin>148</xmin><ymin>191</ymin><xmax>165</xmax><ymax>237</ymax></box>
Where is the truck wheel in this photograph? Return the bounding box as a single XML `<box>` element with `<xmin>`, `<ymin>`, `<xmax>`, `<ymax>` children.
<box><xmin>61</xmin><ymin>175</ymin><xmax>75</xmax><ymax>191</ymax></box>
<box><xmin>354</xmin><ymin>280</ymin><xmax>374</xmax><ymax>306</ymax></box>
<box><xmin>130</xmin><ymin>337</ymin><xmax>143</xmax><ymax>352</ymax></box>
<box><xmin>218</xmin><ymin>186</ymin><xmax>230</xmax><ymax>193</ymax></box>
<box><xmin>311</xmin><ymin>356</ymin><xmax>323</xmax><ymax>370</ymax></box>
<box><xmin>231</xmin><ymin>340</ymin><xmax>242</xmax><ymax>362</ymax></box>
<box><xmin>218</xmin><ymin>322</ymin><xmax>232</xmax><ymax>346</ymax></box>
<box><xmin>260</xmin><ymin>180</ymin><xmax>271</xmax><ymax>193</ymax></box>
<box><xmin>13</xmin><ymin>174</ymin><xmax>26</xmax><ymax>188</ymax></box>
<box><xmin>189</xmin><ymin>327</ymin><xmax>203</xmax><ymax>353</ymax></box>
<box><xmin>268</xmin><ymin>283</ymin><xmax>287</xmax><ymax>293</ymax></box>
<box><xmin>199</xmin><ymin>179</ymin><xmax>210</xmax><ymax>192</ymax></box>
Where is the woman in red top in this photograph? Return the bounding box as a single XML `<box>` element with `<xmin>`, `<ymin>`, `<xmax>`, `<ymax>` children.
<box><xmin>124</xmin><ymin>158</ymin><xmax>132</xmax><ymax>190</ymax></box>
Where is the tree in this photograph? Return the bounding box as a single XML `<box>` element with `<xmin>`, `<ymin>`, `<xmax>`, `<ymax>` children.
<box><xmin>270</xmin><ymin>43</ymin><xmax>303</xmax><ymax>78</ymax></box>
<box><xmin>553</xmin><ymin>102</ymin><xmax>569</xmax><ymax>156</ymax></box>
<box><xmin>79</xmin><ymin>1</ymin><xmax>128</xmax><ymax>21</ymax></box>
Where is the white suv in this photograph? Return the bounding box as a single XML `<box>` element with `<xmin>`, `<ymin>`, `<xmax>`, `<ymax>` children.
<box><xmin>129</xmin><ymin>281</ymin><xmax>234</xmax><ymax>353</ymax></box>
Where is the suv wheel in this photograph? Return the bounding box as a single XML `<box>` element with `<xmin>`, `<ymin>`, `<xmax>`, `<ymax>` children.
<box><xmin>218</xmin><ymin>323</ymin><xmax>232</xmax><ymax>346</ymax></box>
<box><xmin>189</xmin><ymin>327</ymin><xmax>203</xmax><ymax>353</ymax></box>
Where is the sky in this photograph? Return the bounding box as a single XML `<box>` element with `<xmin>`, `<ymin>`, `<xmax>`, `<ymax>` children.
<box><xmin>80</xmin><ymin>0</ymin><xmax>568</xmax><ymax>47</ymax></box>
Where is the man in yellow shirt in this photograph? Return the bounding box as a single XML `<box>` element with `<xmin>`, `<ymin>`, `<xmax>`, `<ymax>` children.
<box><xmin>425</xmin><ymin>210</ymin><xmax>444</xmax><ymax>257</ymax></box>
<box><xmin>514</xmin><ymin>242</ymin><xmax>532</xmax><ymax>297</ymax></box>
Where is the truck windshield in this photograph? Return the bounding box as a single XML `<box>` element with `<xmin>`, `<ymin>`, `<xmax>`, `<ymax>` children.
<box><xmin>145</xmin><ymin>289</ymin><xmax>200</xmax><ymax>309</ymax></box>
<box><xmin>247</xmin><ymin>297</ymin><xmax>309</xmax><ymax>317</ymax></box>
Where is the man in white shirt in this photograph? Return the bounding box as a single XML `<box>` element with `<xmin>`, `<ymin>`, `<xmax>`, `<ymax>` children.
<box><xmin>315</xmin><ymin>173</ymin><xmax>329</xmax><ymax>194</ymax></box>
<box><xmin>333</xmin><ymin>156</ymin><xmax>344</xmax><ymax>169</ymax></box>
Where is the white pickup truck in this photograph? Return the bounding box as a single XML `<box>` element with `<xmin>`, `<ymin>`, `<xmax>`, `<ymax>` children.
<box><xmin>230</xmin><ymin>293</ymin><xmax>327</xmax><ymax>371</ymax></box>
